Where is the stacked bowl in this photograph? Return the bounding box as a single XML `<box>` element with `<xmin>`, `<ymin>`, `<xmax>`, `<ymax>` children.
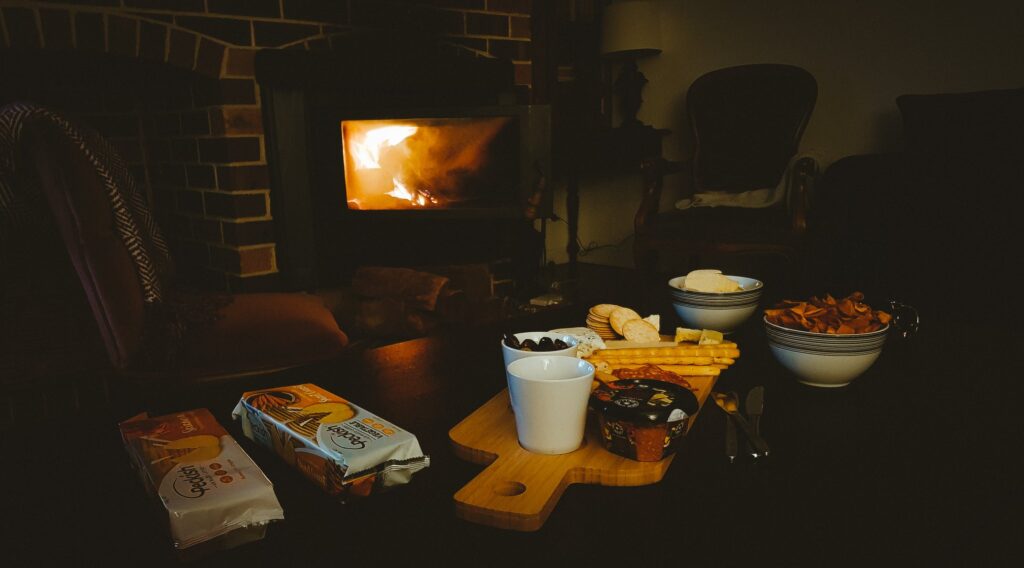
<box><xmin>667</xmin><ymin>275</ymin><xmax>763</xmax><ymax>333</ymax></box>
<box><xmin>763</xmin><ymin>317</ymin><xmax>888</xmax><ymax>387</ymax></box>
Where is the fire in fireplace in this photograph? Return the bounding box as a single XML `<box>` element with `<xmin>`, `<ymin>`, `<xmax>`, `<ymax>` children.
<box><xmin>256</xmin><ymin>47</ymin><xmax>550</xmax><ymax>291</ymax></box>
<box><xmin>341</xmin><ymin>116</ymin><xmax>519</xmax><ymax>210</ymax></box>
<box><xmin>332</xmin><ymin>105</ymin><xmax>545</xmax><ymax>217</ymax></box>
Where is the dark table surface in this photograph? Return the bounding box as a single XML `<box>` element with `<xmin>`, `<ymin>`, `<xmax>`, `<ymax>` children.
<box><xmin>2</xmin><ymin>307</ymin><xmax>1016</xmax><ymax>566</ymax></box>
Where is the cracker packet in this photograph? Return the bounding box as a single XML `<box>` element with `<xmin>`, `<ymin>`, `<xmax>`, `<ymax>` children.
<box><xmin>232</xmin><ymin>384</ymin><xmax>429</xmax><ymax>499</ymax></box>
<box><xmin>118</xmin><ymin>409</ymin><xmax>285</xmax><ymax>559</ymax></box>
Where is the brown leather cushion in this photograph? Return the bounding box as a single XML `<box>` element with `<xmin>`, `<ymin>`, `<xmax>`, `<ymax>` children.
<box><xmin>180</xmin><ymin>293</ymin><xmax>349</xmax><ymax>378</ymax></box>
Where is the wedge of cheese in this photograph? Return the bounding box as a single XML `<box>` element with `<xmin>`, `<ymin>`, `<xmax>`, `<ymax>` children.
<box><xmin>549</xmin><ymin>327</ymin><xmax>607</xmax><ymax>358</ymax></box>
<box><xmin>698</xmin><ymin>329</ymin><xmax>724</xmax><ymax>345</ymax></box>
<box><xmin>683</xmin><ymin>269</ymin><xmax>741</xmax><ymax>293</ymax></box>
<box><xmin>675</xmin><ymin>327</ymin><xmax>702</xmax><ymax>343</ymax></box>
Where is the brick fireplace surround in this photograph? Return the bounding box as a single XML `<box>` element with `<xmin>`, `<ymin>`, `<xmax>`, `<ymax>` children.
<box><xmin>0</xmin><ymin>0</ymin><xmax>534</xmax><ymax>292</ymax></box>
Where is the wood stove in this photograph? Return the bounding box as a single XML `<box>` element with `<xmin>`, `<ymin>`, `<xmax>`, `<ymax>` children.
<box><xmin>257</xmin><ymin>42</ymin><xmax>551</xmax><ymax>293</ymax></box>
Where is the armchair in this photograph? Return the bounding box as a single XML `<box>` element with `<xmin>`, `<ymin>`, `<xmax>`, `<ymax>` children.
<box><xmin>806</xmin><ymin>87</ymin><xmax>1023</xmax><ymax>327</ymax></box>
<box><xmin>3</xmin><ymin>103</ymin><xmax>349</xmax><ymax>384</ymax></box>
<box><xmin>634</xmin><ymin>64</ymin><xmax>818</xmax><ymax>281</ymax></box>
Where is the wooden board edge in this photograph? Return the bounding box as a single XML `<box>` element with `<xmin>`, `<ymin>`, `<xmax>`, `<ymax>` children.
<box><xmin>454</xmin><ymin>457</ymin><xmax>675</xmax><ymax>532</ymax></box>
<box><xmin>449</xmin><ymin>434</ymin><xmax>499</xmax><ymax>467</ymax></box>
<box><xmin>454</xmin><ymin>493</ymin><xmax>552</xmax><ymax>532</ymax></box>
<box><xmin>563</xmin><ymin>459</ymin><xmax>673</xmax><ymax>487</ymax></box>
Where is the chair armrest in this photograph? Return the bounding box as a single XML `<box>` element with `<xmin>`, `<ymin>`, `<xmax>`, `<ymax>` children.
<box><xmin>635</xmin><ymin>157</ymin><xmax>687</xmax><ymax>236</ymax></box>
<box><xmin>789</xmin><ymin>156</ymin><xmax>819</xmax><ymax>234</ymax></box>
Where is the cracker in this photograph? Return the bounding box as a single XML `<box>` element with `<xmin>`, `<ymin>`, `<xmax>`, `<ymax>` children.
<box><xmin>589</xmin><ymin>346</ymin><xmax>740</xmax><ymax>358</ymax></box>
<box><xmin>587</xmin><ymin>323</ymin><xmax>617</xmax><ymax>339</ymax></box>
<box><xmin>609</xmin><ymin>307</ymin><xmax>641</xmax><ymax>334</ymax></box>
<box><xmin>590</xmin><ymin>355</ymin><xmax>713</xmax><ymax>366</ymax></box>
<box><xmin>589</xmin><ymin>304</ymin><xmax>619</xmax><ymax>318</ymax></box>
<box><xmin>622</xmin><ymin>319</ymin><xmax>661</xmax><ymax>343</ymax></box>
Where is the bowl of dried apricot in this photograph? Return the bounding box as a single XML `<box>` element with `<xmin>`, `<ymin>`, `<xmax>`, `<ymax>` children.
<box><xmin>763</xmin><ymin>292</ymin><xmax>904</xmax><ymax>387</ymax></box>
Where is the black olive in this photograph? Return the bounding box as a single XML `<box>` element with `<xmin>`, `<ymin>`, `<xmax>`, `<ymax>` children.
<box><xmin>521</xmin><ymin>339</ymin><xmax>538</xmax><ymax>351</ymax></box>
<box><xmin>503</xmin><ymin>332</ymin><xmax>521</xmax><ymax>349</ymax></box>
<box><xmin>554</xmin><ymin>339</ymin><xmax>569</xmax><ymax>350</ymax></box>
<box><xmin>538</xmin><ymin>337</ymin><xmax>554</xmax><ymax>351</ymax></box>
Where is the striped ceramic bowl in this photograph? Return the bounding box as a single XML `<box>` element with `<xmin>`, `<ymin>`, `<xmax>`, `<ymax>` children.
<box><xmin>764</xmin><ymin>316</ymin><xmax>888</xmax><ymax>387</ymax></box>
<box><xmin>668</xmin><ymin>275</ymin><xmax>763</xmax><ymax>333</ymax></box>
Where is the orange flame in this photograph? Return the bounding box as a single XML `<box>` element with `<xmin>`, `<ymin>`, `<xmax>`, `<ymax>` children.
<box><xmin>342</xmin><ymin>117</ymin><xmax>513</xmax><ymax>210</ymax></box>
<box><xmin>349</xmin><ymin>125</ymin><xmax>417</xmax><ymax>170</ymax></box>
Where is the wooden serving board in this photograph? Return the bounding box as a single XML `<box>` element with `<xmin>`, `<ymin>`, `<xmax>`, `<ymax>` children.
<box><xmin>450</xmin><ymin>373</ymin><xmax>717</xmax><ymax>532</ymax></box>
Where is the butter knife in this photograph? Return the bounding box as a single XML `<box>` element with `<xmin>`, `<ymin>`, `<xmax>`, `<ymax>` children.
<box><xmin>725</xmin><ymin>392</ymin><xmax>738</xmax><ymax>463</ymax></box>
<box><xmin>711</xmin><ymin>392</ymin><xmax>770</xmax><ymax>457</ymax></box>
<box><xmin>745</xmin><ymin>386</ymin><xmax>766</xmax><ymax>458</ymax></box>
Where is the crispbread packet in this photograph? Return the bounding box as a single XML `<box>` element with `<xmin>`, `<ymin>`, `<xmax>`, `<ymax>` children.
<box><xmin>232</xmin><ymin>384</ymin><xmax>429</xmax><ymax>500</ymax></box>
<box><xmin>118</xmin><ymin>409</ymin><xmax>285</xmax><ymax>559</ymax></box>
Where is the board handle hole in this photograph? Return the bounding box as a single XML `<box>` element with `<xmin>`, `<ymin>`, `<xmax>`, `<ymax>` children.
<box><xmin>492</xmin><ymin>481</ymin><xmax>526</xmax><ymax>496</ymax></box>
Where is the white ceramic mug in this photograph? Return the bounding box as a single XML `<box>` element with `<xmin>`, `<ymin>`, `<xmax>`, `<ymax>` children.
<box><xmin>505</xmin><ymin>356</ymin><xmax>595</xmax><ymax>455</ymax></box>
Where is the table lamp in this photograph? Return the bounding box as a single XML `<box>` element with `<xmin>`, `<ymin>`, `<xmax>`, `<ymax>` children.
<box><xmin>601</xmin><ymin>0</ymin><xmax>662</xmax><ymax>127</ymax></box>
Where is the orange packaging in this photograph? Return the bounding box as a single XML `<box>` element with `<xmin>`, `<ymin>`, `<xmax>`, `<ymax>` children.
<box><xmin>232</xmin><ymin>384</ymin><xmax>429</xmax><ymax>499</ymax></box>
<box><xmin>118</xmin><ymin>409</ymin><xmax>284</xmax><ymax>558</ymax></box>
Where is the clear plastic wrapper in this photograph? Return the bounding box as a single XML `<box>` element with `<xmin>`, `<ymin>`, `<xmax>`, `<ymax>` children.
<box><xmin>232</xmin><ymin>384</ymin><xmax>429</xmax><ymax>499</ymax></box>
<box><xmin>119</xmin><ymin>409</ymin><xmax>285</xmax><ymax>558</ymax></box>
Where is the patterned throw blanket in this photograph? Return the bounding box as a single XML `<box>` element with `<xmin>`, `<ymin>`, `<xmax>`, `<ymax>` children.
<box><xmin>0</xmin><ymin>102</ymin><xmax>229</xmax><ymax>373</ymax></box>
<box><xmin>0</xmin><ymin>101</ymin><xmax>171</xmax><ymax>302</ymax></box>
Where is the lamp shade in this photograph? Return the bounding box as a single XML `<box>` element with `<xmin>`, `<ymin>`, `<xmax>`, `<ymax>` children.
<box><xmin>601</xmin><ymin>1</ymin><xmax>663</xmax><ymax>57</ymax></box>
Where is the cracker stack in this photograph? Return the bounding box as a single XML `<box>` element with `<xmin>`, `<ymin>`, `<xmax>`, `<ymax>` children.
<box><xmin>586</xmin><ymin>304</ymin><xmax>619</xmax><ymax>340</ymax></box>
<box><xmin>587</xmin><ymin>303</ymin><xmax>661</xmax><ymax>343</ymax></box>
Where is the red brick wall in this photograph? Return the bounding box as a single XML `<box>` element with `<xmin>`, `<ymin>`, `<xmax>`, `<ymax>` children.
<box><xmin>0</xmin><ymin>0</ymin><xmax>533</xmax><ymax>292</ymax></box>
